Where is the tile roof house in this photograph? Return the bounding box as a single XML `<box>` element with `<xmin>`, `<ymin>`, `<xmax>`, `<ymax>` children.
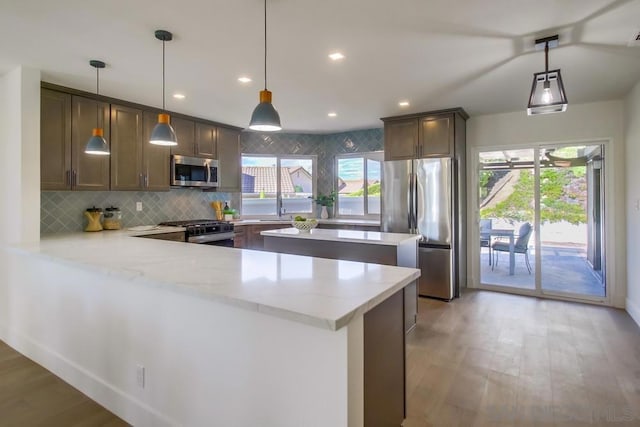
<box><xmin>242</xmin><ymin>166</ymin><xmax>312</xmax><ymax>194</ymax></box>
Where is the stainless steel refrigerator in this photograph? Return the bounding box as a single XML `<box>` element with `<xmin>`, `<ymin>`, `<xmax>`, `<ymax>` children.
<box><xmin>382</xmin><ymin>158</ymin><xmax>464</xmax><ymax>300</ymax></box>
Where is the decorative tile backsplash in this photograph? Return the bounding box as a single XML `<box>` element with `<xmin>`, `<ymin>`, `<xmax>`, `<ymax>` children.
<box><xmin>41</xmin><ymin>189</ymin><xmax>229</xmax><ymax>234</ymax></box>
<box><xmin>41</xmin><ymin>128</ymin><xmax>383</xmax><ymax>234</ymax></box>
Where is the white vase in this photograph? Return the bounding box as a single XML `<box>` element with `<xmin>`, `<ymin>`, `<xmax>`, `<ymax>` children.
<box><xmin>320</xmin><ymin>206</ymin><xmax>329</xmax><ymax>219</ymax></box>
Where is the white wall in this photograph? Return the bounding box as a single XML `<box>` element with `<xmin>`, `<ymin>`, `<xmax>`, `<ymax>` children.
<box><xmin>624</xmin><ymin>82</ymin><xmax>640</xmax><ymax>325</ymax></box>
<box><xmin>466</xmin><ymin>100</ymin><xmax>626</xmax><ymax>307</ymax></box>
<box><xmin>0</xmin><ymin>66</ymin><xmax>40</xmax><ymax>245</ymax></box>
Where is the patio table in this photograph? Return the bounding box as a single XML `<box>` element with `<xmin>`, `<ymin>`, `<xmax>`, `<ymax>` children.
<box><xmin>488</xmin><ymin>229</ymin><xmax>515</xmax><ymax>275</ymax></box>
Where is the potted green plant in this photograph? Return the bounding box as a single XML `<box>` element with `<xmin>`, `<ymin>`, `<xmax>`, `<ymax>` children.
<box><xmin>311</xmin><ymin>191</ymin><xmax>336</xmax><ymax>219</ymax></box>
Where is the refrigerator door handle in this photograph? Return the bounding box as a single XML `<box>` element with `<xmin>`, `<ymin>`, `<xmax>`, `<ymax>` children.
<box><xmin>414</xmin><ymin>172</ymin><xmax>419</xmax><ymax>234</ymax></box>
<box><xmin>408</xmin><ymin>172</ymin><xmax>414</xmax><ymax>231</ymax></box>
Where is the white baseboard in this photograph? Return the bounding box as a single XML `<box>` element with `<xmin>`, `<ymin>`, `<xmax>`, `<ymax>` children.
<box><xmin>0</xmin><ymin>323</ymin><xmax>174</xmax><ymax>427</ymax></box>
<box><xmin>626</xmin><ymin>297</ymin><xmax>640</xmax><ymax>328</ymax></box>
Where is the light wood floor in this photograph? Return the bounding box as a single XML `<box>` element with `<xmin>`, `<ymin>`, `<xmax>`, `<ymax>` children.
<box><xmin>0</xmin><ymin>340</ymin><xmax>127</xmax><ymax>426</ymax></box>
<box><xmin>404</xmin><ymin>290</ymin><xmax>640</xmax><ymax>426</ymax></box>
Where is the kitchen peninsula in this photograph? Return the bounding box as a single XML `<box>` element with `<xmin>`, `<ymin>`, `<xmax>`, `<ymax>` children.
<box><xmin>0</xmin><ymin>230</ymin><xmax>420</xmax><ymax>427</ymax></box>
<box><xmin>263</xmin><ymin>227</ymin><xmax>421</xmax><ymax>332</ymax></box>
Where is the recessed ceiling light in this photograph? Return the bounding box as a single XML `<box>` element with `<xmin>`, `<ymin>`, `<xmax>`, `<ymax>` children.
<box><xmin>173</xmin><ymin>93</ymin><xmax>186</xmax><ymax>100</ymax></box>
<box><xmin>398</xmin><ymin>101</ymin><xmax>410</xmax><ymax>107</ymax></box>
<box><xmin>328</xmin><ymin>112</ymin><xmax>337</xmax><ymax>117</ymax></box>
<box><xmin>238</xmin><ymin>76</ymin><xmax>252</xmax><ymax>83</ymax></box>
<box><xmin>328</xmin><ymin>52</ymin><xmax>345</xmax><ymax>61</ymax></box>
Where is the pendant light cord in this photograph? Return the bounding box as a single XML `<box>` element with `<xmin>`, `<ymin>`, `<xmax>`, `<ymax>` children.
<box><xmin>264</xmin><ymin>0</ymin><xmax>267</xmax><ymax>90</ymax></box>
<box><xmin>162</xmin><ymin>39</ymin><xmax>166</xmax><ymax>111</ymax></box>
<box><xmin>95</xmin><ymin>66</ymin><xmax>100</xmax><ymax>126</ymax></box>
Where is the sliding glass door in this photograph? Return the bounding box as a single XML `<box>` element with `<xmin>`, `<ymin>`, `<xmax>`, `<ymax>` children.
<box><xmin>538</xmin><ymin>145</ymin><xmax>605</xmax><ymax>298</ymax></box>
<box><xmin>477</xmin><ymin>144</ymin><xmax>606</xmax><ymax>301</ymax></box>
<box><xmin>478</xmin><ymin>149</ymin><xmax>536</xmax><ymax>290</ymax></box>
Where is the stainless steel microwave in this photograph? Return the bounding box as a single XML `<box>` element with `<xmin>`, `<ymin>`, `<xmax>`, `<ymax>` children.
<box><xmin>171</xmin><ymin>155</ymin><xmax>219</xmax><ymax>188</ymax></box>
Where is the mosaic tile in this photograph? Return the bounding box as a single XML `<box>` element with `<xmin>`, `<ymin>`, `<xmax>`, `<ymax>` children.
<box><xmin>41</xmin><ymin>189</ymin><xmax>230</xmax><ymax>234</ymax></box>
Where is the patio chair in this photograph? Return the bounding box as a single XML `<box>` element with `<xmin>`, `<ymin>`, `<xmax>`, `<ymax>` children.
<box><xmin>492</xmin><ymin>222</ymin><xmax>533</xmax><ymax>274</ymax></box>
<box><xmin>479</xmin><ymin>219</ymin><xmax>493</xmax><ymax>265</ymax></box>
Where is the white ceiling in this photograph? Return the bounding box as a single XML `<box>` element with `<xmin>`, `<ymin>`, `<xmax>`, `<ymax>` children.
<box><xmin>1</xmin><ymin>0</ymin><xmax>639</xmax><ymax>133</ymax></box>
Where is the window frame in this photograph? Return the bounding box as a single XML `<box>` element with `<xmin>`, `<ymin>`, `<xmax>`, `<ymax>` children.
<box><xmin>335</xmin><ymin>151</ymin><xmax>384</xmax><ymax>219</ymax></box>
<box><xmin>241</xmin><ymin>154</ymin><xmax>317</xmax><ymax>219</ymax></box>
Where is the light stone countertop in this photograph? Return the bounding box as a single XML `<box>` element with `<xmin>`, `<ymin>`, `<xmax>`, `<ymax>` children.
<box><xmin>14</xmin><ymin>229</ymin><xmax>420</xmax><ymax>331</ymax></box>
<box><xmin>262</xmin><ymin>227</ymin><xmax>422</xmax><ymax>246</ymax></box>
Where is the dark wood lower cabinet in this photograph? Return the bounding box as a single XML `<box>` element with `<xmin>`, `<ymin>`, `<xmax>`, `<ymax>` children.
<box><xmin>233</xmin><ymin>224</ymin><xmax>290</xmax><ymax>250</ymax></box>
<box><xmin>364</xmin><ymin>289</ymin><xmax>405</xmax><ymax>427</ymax></box>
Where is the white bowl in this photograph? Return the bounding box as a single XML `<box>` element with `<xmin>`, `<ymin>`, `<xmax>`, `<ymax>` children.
<box><xmin>291</xmin><ymin>219</ymin><xmax>318</xmax><ymax>232</ymax></box>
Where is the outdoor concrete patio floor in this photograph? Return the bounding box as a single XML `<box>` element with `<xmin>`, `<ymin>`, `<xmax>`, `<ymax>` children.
<box><xmin>480</xmin><ymin>245</ymin><xmax>605</xmax><ymax>297</ymax></box>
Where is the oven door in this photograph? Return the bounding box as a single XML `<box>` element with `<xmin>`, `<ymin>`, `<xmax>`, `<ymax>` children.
<box><xmin>171</xmin><ymin>155</ymin><xmax>219</xmax><ymax>187</ymax></box>
<box><xmin>187</xmin><ymin>232</ymin><xmax>234</xmax><ymax>246</ymax></box>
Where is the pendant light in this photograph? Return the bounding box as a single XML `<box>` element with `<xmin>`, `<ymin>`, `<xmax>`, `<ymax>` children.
<box><xmin>150</xmin><ymin>29</ymin><xmax>178</xmax><ymax>146</ymax></box>
<box><xmin>249</xmin><ymin>0</ymin><xmax>282</xmax><ymax>131</ymax></box>
<box><xmin>84</xmin><ymin>60</ymin><xmax>110</xmax><ymax>155</ymax></box>
<box><xmin>527</xmin><ymin>35</ymin><xmax>568</xmax><ymax>115</ymax></box>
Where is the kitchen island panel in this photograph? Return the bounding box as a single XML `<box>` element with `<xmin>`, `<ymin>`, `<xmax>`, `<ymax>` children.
<box><xmin>265</xmin><ymin>236</ymin><xmax>398</xmax><ymax>265</ymax></box>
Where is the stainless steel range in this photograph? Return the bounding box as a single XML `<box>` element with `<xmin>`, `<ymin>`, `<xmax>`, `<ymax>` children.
<box><xmin>159</xmin><ymin>219</ymin><xmax>235</xmax><ymax>246</ymax></box>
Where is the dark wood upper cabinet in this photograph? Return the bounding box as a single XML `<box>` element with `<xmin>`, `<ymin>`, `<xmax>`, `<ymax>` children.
<box><xmin>142</xmin><ymin>111</ymin><xmax>170</xmax><ymax>191</ymax></box>
<box><xmin>110</xmin><ymin>104</ymin><xmax>143</xmax><ymax>190</ymax></box>
<box><xmin>168</xmin><ymin>118</ymin><xmax>217</xmax><ymax>158</ymax></box>
<box><xmin>382</xmin><ymin>108</ymin><xmax>467</xmax><ymax>160</ymax></box>
<box><xmin>195</xmin><ymin>122</ymin><xmax>217</xmax><ymax>158</ymax></box>
<box><xmin>420</xmin><ymin>114</ymin><xmax>454</xmax><ymax>157</ymax></box>
<box><xmin>216</xmin><ymin>127</ymin><xmax>241</xmax><ymax>192</ymax></box>
<box><xmin>41</xmin><ymin>89</ymin><xmax>72</xmax><ymax>190</ymax></box>
<box><xmin>169</xmin><ymin>116</ymin><xmax>196</xmax><ymax>157</ymax></box>
<box><xmin>40</xmin><ymin>83</ymin><xmax>242</xmax><ymax>192</ymax></box>
<box><xmin>71</xmin><ymin>96</ymin><xmax>110</xmax><ymax>191</ymax></box>
<box><xmin>111</xmin><ymin>108</ymin><xmax>170</xmax><ymax>191</ymax></box>
<box><xmin>41</xmin><ymin>90</ymin><xmax>110</xmax><ymax>191</ymax></box>
<box><xmin>383</xmin><ymin>119</ymin><xmax>419</xmax><ymax>161</ymax></box>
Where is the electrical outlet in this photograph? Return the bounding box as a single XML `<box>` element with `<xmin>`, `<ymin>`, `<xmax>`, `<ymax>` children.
<box><xmin>136</xmin><ymin>365</ymin><xmax>145</xmax><ymax>388</ymax></box>
<box><xmin>136</xmin><ymin>202</ymin><xmax>143</xmax><ymax>212</ymax></box>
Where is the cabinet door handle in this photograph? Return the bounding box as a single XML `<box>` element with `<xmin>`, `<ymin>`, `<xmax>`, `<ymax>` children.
<box><xmin>66</xmin><ymin>170</ymin><xmax>71</xmax><ymax>187</ymax></box>
<box><xmin>72</xmin><ymin>170</ymin><xmax>77</xmax><ymax>187</ymax></box>
<box><xmin>144</xmin><ymin>174</ymin><xmax>149</xmax><ymax>188</ymax></box>
<box><xmin>139</xmin><ymin>173</ymin><xmax>143</xmax><ymax>187</ymax></box>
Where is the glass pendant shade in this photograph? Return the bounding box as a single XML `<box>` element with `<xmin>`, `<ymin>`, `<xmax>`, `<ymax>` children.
<box><xmin>527</xmin><ymin>69</ymin><xmax>568</xmax><ymax>115</ymax></box>
<box><xmin>150</xmin><ymin>113</ymin><xmax>178</xmax><ymax>146</ymax></box>
<box><xmin>249</xmin><ymin>90</ymin><xmax>281</xmax><ymax>131</ymax></box>
<box><xmin>85</xmin><ymin>127</ymin><xmax>110</xmax><ymax>155</ymax></box>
